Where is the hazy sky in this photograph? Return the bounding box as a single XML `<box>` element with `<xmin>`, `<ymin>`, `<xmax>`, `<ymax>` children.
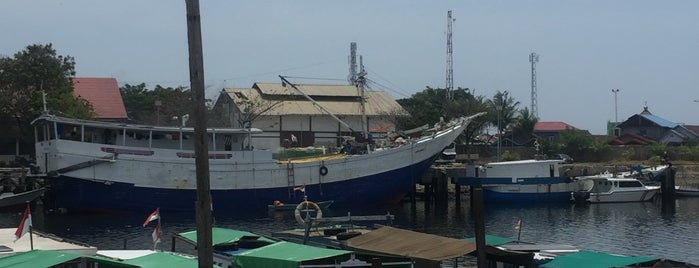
<box><xmin>3</xmin><ymin>1</ymin><xmax>698</xmax><ymax>134</ymax></box>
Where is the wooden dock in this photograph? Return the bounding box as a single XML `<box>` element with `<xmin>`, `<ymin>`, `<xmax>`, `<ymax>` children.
<box><xmin>0</xmin><ymin>228</ymin><xmax>97</xmax><ymax>256</ymax></box>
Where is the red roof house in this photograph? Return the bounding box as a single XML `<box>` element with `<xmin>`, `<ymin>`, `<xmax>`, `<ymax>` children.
<box><xmin>534</xmin><ymin>122</ymin><xmax>578</xmax><ymax>132</ymax></box>
<box><xmin>71</xmin><ymin>77</ymin><xmax>128</xmax><ymax>121</ymax></box>
<box><xmin>534</xmin><ymin>121</ymin><xmax>580</xmax><ymax>143</ymax></box>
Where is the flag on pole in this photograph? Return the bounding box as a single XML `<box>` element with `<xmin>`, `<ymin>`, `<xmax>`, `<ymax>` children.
<box><xmin>142</xmin><ymin>209</ymin><xmax>159</xmax><ymax>227</ymax></box>
<box><xmin>14</xmin><ymin>203</ymin><xmax>32</xmax><ymax>241</ymax></box>
<box><xmin>143</xmin><ymin>208</ymin><xmax>161</xmax><ymax>250</ymax></box>
<box><xmin>293</xmin><ymin>185</ymin><xmax>305</xmax><ymax>192</ymax></box>
<box><xmin>151</xmin><ymin>223</ymin><xmax>161</xmax><ymax>244</ymax></box>
<box><xmin>514</xmin><ymin>218</ymin><xmax>523</xmax><ymax>242</ymax></box>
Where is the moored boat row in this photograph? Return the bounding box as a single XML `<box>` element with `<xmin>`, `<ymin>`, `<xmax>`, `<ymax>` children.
<box><xmin>455</xmin><ymin>158</ymin><xmax>671</xmax><ymax>204</ymax></box>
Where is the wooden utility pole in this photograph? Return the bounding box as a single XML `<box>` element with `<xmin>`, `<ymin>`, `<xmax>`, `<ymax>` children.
<box><xmin>184</xmin><ymin>0</ymin><xmax>213</xmax><ymax>267</ymax></box>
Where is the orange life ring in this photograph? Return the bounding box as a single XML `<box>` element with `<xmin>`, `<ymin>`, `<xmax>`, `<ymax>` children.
<box><xmin>294</xmin><ymin>201</ymin><xmax>323</xmax><ymax>225</ymax></box>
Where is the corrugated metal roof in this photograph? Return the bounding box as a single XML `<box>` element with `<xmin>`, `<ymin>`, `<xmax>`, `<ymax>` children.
<box><xmin>534</xmin><ymin>122</ymin><xmax>578</xmax><ymax>131</ymax></box>
<box><xmin>640</xmin><ymin>113</ymin><xmax>679</xmax><ymax>128</ymax></box>
<box><xmin>255</xmin><ymin>82</ymin><xmax>359</xmax><ymax>97</ymax></box>
<box><xmin>345</xmin><ymin>226</ymin><xmax>477</xmax><ymax>261</ymax></box>
<box><xmin>223</xmin><ymin>84</ymin><xmax>406</xmax><ymax>116</ymax></box>
<box><xmin>72</xmin><ymin>77</ymin><xmax>128</xmax><ymax>120</ymax></box>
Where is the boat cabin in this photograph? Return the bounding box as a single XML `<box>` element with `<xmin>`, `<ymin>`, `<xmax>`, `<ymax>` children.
<box><xmin>32</xmin><ymin>114</ymin><xmax>261</xmax><ymax>152</ymax></box>
<box><xmin>478</xmin><ymin>160</ymin><xmax>562</xmax><ymax>178</ymax></box>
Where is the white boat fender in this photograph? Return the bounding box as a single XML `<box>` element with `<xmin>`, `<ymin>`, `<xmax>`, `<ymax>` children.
<box><xmin>295</xmin><ymin>201</ymin><xmax>323</xmax><ymax>225</ymax></box>
<box><xmin>319</xmin><ymin>165</ymin><xmax>328</xmax><ymax>176</ymax></box>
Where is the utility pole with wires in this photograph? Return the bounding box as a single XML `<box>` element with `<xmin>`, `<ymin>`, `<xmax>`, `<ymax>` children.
<box><xmin>446</xmin><ymin>10</ymin><xmax>454</xmax><ymax>100</ymax></box>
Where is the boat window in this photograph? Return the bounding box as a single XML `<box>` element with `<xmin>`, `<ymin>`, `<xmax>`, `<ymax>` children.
<box><xmin>150</xmin><ymin>130</ymin><xmax>190</xmax><ymax>150</ymax></box>
<box><xmin>83</xmin><ymin>126</ymin><xmax>102</xmax><ymax>143</ymax></box>
<box><xmin>35</xmin><ymin>123</ymin><xmax>50</xmax><ymax>142</ymax></box>
<box><xmin>619</xmin><ymin>181</ymin><xmax>642</xmax><ymax>188</ymax></box>
<box><xmin>58</xmin><ymin>123</ymin><xmax>81</xmax><ymax>141</ymax></box>
<box><xmin>122</xmin><ymin>130</ymin><xmax>151</xmax><ymax>147</ymax></box>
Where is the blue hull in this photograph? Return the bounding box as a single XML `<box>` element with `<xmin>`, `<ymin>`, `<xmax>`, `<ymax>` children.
<box><xmin>456</xmin><ymin>176</ymin><xmax>575</xmax><ymax>203</ymax></box>
<box><xmin>481</xmin><ymin>190</ymin><xmax>572</xmax><ymax>203</ymax></box>
<box><xmin>45</xmin><ymin>155</ymin><xmax>439</xmax><ymax>213</ymax></box>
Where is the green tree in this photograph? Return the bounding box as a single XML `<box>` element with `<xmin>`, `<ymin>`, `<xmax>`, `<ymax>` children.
<box><xmin>558</xmin><ymin>130</ymin><xmax>593</xmax><ymax>155</ymax></box>
<box><xmin>512</xmin><ymin>107</ymin><xmax>538</xmax><ymax>145</ymax></box>
<box><xmin>396</xmin><ymin>87</ymin><xmax>448</xmax><ymax>130</ymax></box>
<box><xmin>486</xmin><ymin>90</ymin><xmax>520</xmax><ymax>135</ymax></box>
<box><xmin>120</xmin><ymin>84</ymin><xmax>195</xmax><ymax>126</ymax></box>
<box><xmin>120</xmin><ymin>83</ymin><xmax>157</xmax><ymax>124</ymax></box>
<box><xmin>0</xmin><ymin>44</ymin><xmax>93</xmax><ymax>154</ymax></box>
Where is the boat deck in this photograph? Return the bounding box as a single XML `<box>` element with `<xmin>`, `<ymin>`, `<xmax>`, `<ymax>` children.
<box><xmin>0</xmin><ymin>228</ymin><xmax>97</xmax><ymax>256</ymax></box>
<box><xmin>279</xmin><ymin>153</ymin><xmax>348</xmax><ymax>164</ymax></box>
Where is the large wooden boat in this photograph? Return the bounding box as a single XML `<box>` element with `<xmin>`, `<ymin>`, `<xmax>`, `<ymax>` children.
<box><xmin>32</xmin><ymin>112</ymin><xmax>482</xmax><ymax>213</ymax></box>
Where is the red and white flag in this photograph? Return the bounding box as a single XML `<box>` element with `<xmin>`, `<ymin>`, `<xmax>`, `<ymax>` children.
<box><xmin>14</xmin><ymin>203</ymin><xmax>32</xmax><ymax>241</ymax></box>
<box><xmin>293</xmin><ymin>185</ymin><xmax>305</xmax><ymax>192</ymax></box>
<box><xmin>151</xmin><ymin>223</ymin><xmax>161</xmax><ymax>244</ymax></box>
<box><xmin>514</xmin><ymin>218</ymin><xmax>522</xmax><ymax>230</ymax></box>
<box><xmin>143</xmin><ymin>209</ymin><xmax>159</xmax><ymax>227</ymax></box>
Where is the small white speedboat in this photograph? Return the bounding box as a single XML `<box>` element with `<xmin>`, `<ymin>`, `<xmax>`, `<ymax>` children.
<box><xmin>573</xmin><ymin>176</ymin><xmax>660</xmax><ymax>203</ymax></box>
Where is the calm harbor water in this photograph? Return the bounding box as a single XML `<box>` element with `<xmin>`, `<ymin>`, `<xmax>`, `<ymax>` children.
<box><xmin>2</xmin><ymin>196</ymin><xmax>699</xmax><ymax>264</ymax></box>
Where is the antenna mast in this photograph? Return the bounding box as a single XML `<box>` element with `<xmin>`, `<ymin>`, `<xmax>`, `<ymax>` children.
<box><xmin>529</xmin><ymin>52</ymin><xmax>539</xmax><ymax>117</ymax></box>
<box><xmin>446</xmin><ymin>10</ymin><xmax>454</xmax><ymax>100</ymax></box>
<box><xmin>348</xmin><ymin>42</ymin><xmax>357</xmax><ymax>85</ymax></box>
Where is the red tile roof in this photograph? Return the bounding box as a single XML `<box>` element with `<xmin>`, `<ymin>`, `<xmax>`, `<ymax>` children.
<box><xmin>72</xmin><ymin>77</ymin><xmax>127</xmax><ymax>120</ymax></box>
<box><xmin>534</xmin><ymin>121</ymin><xmax>578</xmax><ymax>132</ymax></box>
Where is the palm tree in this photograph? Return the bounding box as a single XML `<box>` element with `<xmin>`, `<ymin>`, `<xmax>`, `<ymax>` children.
<box><xmin>487</xmin><ymin>90</ymin><xmax>520</xmax><ymax>135</ymax></box>
<box><xmin>512</xmin><ymin>107</ymin><xmax>538</xmax><ymax>145</ymax></box>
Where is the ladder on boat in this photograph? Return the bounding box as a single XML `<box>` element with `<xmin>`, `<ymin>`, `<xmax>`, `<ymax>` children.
<box><xmin>286</xmin><ymin>160</ymin><xmax>295</xmax><ymax>198</ymax></box>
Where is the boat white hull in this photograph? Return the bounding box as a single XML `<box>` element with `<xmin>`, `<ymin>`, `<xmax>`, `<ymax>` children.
<box><xmin>588</xmin><ymin>188</ymin><xmax>660</xmax><ymax>203</ymax></box>
<box><xmin>35</xmin><ymin>114</ymin><xmax>481</xmax><ymax>213</ymax></box>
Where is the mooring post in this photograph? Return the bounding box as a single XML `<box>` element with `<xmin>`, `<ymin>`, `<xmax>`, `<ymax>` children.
<box><xmin>661</xmin><ymin>163</ymin><xmax>675</xmax><ymax>199</ymax></box>
<box><xmin>454</xmin><ymin>181</ymin><xmax>461</xmax><ymax>207</ymax></box>
<box><xmin>435</xmin><ymin>173</ymin><xmax>449</xmax><ymax>208</ymax></box>
<box><xmin>473</xmin><ymin>188</ymin><xmax>486</xmax><ymax>268</ymax></box>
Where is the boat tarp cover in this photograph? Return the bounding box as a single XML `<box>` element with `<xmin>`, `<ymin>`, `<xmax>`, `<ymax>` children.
<box><xmin>122</xmin><ymin>251</ymin><xmax>205</xmax><ymax>268</ymax></box>
<box><xmin>234</xmin><ymin>241</ymin><xmax>352</xmax><ymax>268</ymax></box>
<box><xmin>0</xmin><ymin>250</ymin><xmax>136</xmax><ymax>268</ymax></box>
<box><xmin>177</xmin><ymin>227</ymin><xmax>276</xmax><ymax>246</ymax></box>
<box><xmin>540</xmin><ymin>250</ymin><xmax>656</xmax><ymax>268</ymax></box>
<box><xmin>345</xmin><ymin>226</ymin><xmax>477</xmax><ymax>261</ymax></box>
<box><xmin>464</xmin><ymin>234</ymin><xmax>515</xmax><ymax>246</ymax></box>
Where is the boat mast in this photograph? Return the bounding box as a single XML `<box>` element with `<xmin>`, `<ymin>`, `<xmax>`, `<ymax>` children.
<box><xmin>279</xmin><ymin>75</ymin><xmax>357</xmax><ymax>133</ymax></box>
<box><xmin>357</xmin><ymin>56</ymin><xmax>368</xmax><ymax>139</ymax></box>
<box><xmin>184</xmin><ymin>0</ymin><xmax>213</xmax><ymax>266</ymax></box>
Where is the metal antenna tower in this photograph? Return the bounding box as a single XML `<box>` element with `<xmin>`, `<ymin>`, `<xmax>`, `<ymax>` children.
<box><xmin>348</xmin><ymin>42</ymin><xmax>357</xmax><ymax>85</ymax></box>
<box><xmin>446</xmin><ymin>10</ymin><xmax>454</xmax><ymax>99</ymax></box>
<box><xmin>529</xmin><ymin>52</ymin><xmax>539</xmax><ymax>117</ymax></box>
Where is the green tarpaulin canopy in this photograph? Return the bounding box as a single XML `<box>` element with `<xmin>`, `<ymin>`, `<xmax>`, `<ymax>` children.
<box><xmin>177</xmin><ymin>227</ymin><xmax>276</xmax><ymax>246</ymax></box>
<box><xmin>0</xmin><ymin>250</ymin><xmax>136</xmax><ymax>268</ymax></box>
<box><xmin>541</xmin><ymin>250</ymin><xmax>656</xmax><ymax>268</ymax></box>
<box><xmin>234</xmin><ymin>241</ymin><xmax>352</xmax><ymax>268</ymax></box>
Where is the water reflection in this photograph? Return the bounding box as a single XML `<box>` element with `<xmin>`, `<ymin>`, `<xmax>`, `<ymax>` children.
<box><xmin>1</xmin><ymin>197</ymin><xmax>698</xmax><ymax>264</ymax></box>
